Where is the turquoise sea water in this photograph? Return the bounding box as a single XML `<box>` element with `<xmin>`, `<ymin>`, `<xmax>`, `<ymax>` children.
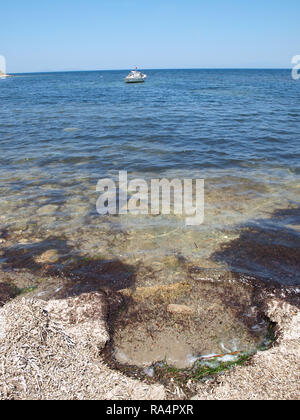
<box><xmin>0</xmin><ymin>69</ymin><xmax>300</xmax><ymax>286</ymax></box>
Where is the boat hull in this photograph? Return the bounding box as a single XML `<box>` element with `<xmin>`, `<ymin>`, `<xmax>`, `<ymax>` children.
<box><xmin>125</xmin><ymin>78</ymin><xmax>146</xmax><ymax>83</ymax></box>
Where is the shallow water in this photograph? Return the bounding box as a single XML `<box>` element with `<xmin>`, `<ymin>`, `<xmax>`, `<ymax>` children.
<box><xmin>111</xmin><ymin>276</ymin><xmax>270</xmax><ymax>369</ymax></box>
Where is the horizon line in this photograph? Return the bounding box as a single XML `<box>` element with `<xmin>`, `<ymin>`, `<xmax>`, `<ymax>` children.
<box><xmin>9</xmin><ymin>67</ymin><xmax>292</xmax><ymax>75</ymax></box>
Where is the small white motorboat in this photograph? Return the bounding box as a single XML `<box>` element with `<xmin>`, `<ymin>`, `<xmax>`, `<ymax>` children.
<box><xmin>125</xmin><ymin>68</ymin><xmax>147</xmax><ymax>83</ymax></box>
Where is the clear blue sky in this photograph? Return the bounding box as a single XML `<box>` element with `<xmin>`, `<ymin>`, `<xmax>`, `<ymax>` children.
<box><xmin>1</xmin><ymin>0</ymin><xmax>299</xmax><ymax>73</ymax></box>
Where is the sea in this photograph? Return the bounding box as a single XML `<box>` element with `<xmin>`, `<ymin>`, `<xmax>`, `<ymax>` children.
<box><xmin>0</xmin><ymin>69</ymin><xmax>300</xmax><ymax>289</ymax></box>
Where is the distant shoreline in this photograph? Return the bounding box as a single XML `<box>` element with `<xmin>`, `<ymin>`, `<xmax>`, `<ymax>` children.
<box><xmin>0</xmin><ymin>72</ymin><xmax>13</xmax><ymax>79</ymax></box>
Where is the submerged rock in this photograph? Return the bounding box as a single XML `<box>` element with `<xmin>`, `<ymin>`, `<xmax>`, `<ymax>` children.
<box><xmin>119</xmin><ymin>282</ymin><xmax>191</xmax><ymax>301</ymax></box>
<box><xmin>35</xmin><ymin>249</ymin><xmax>60</xmax><ymax>264</ymax></box>
<box><xmin>37</xmin><ymin>205</ymin><xmax>58</xmax><ymax>216</ymax></box>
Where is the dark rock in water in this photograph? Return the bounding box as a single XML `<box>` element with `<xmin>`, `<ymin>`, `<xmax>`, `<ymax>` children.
<box><xmin>0</xmin><ymin>283</ymin><xmax>17</xmax><ymax>307</ymax></box>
